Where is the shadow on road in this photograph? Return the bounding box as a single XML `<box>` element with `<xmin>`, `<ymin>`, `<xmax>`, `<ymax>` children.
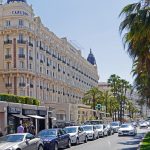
<box><xmin>118</xmin><ymin>132</ymin><xmax>145</xmax><ymax>150</ymax></box>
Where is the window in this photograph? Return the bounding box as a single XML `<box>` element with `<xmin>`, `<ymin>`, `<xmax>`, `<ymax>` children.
<box><xmin>5</xmin><ymin>20</ymin><xmax>10</xmax><ymax>27</ymax></box>
<box><xmin>19</xmin><ymin>19</ymin><xmax>24</xmax><ymax>26</ymax></box>
<box><xmin>19</xmin><ymin>33</ymin><xmax>23</xmax><ymax>41</ymax></box>
<box><xmin>29</xmin><ymin>50</ymin><xmax>32</xmax><ymax>57</ymax></box>
<box><xmin>19</xmin><ymin>61</ymin><xmax>24</xmax><ymax>69</ymax></box>
<box><xmin>19</xmin><ymin>48</ymin><xmax>24</xmax><ymax>55</ymax></box>
<box><xmin>19</xmin><ymin>76</ymin><xmax>25</xmax><ymax>83</ymax></box>
<box><xmin>6</xmin><ymin>35</ymin><xmax>10</xmax><ymax>41</ymax></box>
<box><xmin>6</xmin><ymin>62</ymin><xmax>11</xmax><ymax>70</ymax></box>
<box><xmin>6</xmin><ymin>48</ymin><xmax>10</xmax><ymax>55</ymax></box>
<box><xmin>29</xmin><ymin>63</ymin><xmax>32</xmax><ymax>69</ymax></box>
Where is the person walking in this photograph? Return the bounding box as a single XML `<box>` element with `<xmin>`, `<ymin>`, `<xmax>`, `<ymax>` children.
<box><xmin>17</xmin><ymin>124</ymin><xmax>24</xmax><ymax>133</ymax></box>
<box><xmin>0</xmin><ymin>128</ymin><xmax>3</xmax><ymax>137</ymax></box>
<box><xmin>28</xmin><ymin>121</ymin><xmax>35</xmax><ymax>135</ymax></box>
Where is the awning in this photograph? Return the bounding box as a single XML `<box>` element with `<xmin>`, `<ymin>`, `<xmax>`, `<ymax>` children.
<box><xmin>51</xmin><ymin>117</ymin><xmax>56</xmax><ymax>120</ymax></box>
<box><xmin>12</xmin><ymin>114</ymin><xmax>29</xmax><ymax>119</ymax></box>
<box><xmin>27</xmin><ymin>115</ymin><xmax>45</xmax><ymax>119</ymax></box>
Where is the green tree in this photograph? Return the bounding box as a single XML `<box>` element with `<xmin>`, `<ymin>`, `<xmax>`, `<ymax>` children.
<box><xmin>120</xmin><ymin>0</ymin><xmax>150</xmax><ymax>107</ymax></box>
<box><xmin>82</xmin><ymin>87</ymin><xmax>102</xmax><ymax>116</ymax></box>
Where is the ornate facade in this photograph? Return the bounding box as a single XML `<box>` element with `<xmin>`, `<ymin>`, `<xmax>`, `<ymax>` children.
<box><xmin>0</xmin><ymin>0</ymin><xmax>99</xmax><ymax>122</ymax></box>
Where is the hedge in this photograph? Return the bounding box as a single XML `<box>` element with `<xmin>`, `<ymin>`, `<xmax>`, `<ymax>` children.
<box><xmin>0</xmin><ymin>94</ymin><xmax>40</xmax><ymax>106</ymax></box>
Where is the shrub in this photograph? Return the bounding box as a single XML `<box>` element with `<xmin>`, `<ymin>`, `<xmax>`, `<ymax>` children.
<box><xmin>0</xmin><ymin>94</ymin><xmax>40</xmax><ymax>106</ymax></box>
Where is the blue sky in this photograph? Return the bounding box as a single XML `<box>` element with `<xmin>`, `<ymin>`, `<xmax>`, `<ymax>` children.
<box><xmin>27</xmin><ymin>0</ymin><xmax>138</xmax><ymax>84</ymax></box>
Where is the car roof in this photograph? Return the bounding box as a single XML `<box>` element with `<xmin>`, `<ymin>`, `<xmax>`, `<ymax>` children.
<box><xmin>65</xmin><ymin>126</ymin><xmax>79</xmax><ymax>128</ymax></box>
<box><xmin>7</xmin><ymin>133</ymin><xmax>28</xmax><ymax>136</ymax></box>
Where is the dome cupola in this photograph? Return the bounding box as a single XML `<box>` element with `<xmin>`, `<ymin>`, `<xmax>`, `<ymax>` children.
<box><xmin>87</xmin><ymin>49</ymin><xmax>96</xmax><ymax>65</ymax></box>
<box><xmin>7</xmin><ymin>0</ymin><xmax>27</xmax><ymax>3</ymax></box>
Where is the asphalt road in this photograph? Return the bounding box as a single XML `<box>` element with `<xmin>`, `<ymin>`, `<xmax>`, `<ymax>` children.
<box><xmin>67</xmin><ymin>128</ymin><xmax>149</xmax><ymax>150</ymax></box>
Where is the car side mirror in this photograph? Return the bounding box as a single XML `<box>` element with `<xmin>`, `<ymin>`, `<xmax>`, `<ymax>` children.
<box><xmin>25</xmin><ymin>138</ymin><xmax>30</xmax><ymax>144</ymax></box>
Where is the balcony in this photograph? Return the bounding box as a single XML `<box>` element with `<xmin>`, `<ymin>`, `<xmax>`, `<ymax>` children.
<box><xmin>29</xmin><ymin>42</ymin><xmax>33</xmax><ymax>47</ymax></box>
<box><xmin>46</xmin><ymin>50</ymin><xmax>51</xmax><ymax>55</ymax></box>
<box><xmin>5</xmin><ymin>54</ymin><xmax>12</xmax><ymax>59</ymax></box>
<box><xmin>5</xmin><ymin>83</ymin><xmax>12</xmax><ymax>87</ymax></box>
<box><xmin>40</xmin><ymin>60</ymin><xmax>43</xmax><ymax>63</ymax></box>
<box><xmin>4</xmin><ymin>40</ymin><xmax>12</xmax><ymax>44</ymax></box>
<box><xmin>18</xmin><ymin>54</ymin><xmax>25</xmax><ymax>58</ymax></box>
<box><xmin>17</xmin><ymin>40</ymin><xmax>26</xmax><ymax>44</ymax></box>
<box><xmin>30</xmin><ymin>84</ymin><xmax>33</xmax><ymax>88</ymax></box>
<box><xmin>19</xmin><ymin>83</ymin><xmax>26</xmax><ymax>87</ymax></box>
<box><xmin>40</xmin><ymin>46</ymin><xmax>44</xmax><ymax>50</ymax></box>
<box><xmin>29</xmin><ymin>56</ymin><xmax>33</xmax><ymax>60</ymax></box>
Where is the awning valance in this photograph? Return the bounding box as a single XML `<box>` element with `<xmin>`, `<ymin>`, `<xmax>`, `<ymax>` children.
<box><xmin>12</xmin><ymin>114</ymin><xmax>29</xmax><ymax>119</ymax></box>
<box><xmin>27</xmin><ymin>115</ymin><xmax>45</xmax><ymax>119</ymax></box>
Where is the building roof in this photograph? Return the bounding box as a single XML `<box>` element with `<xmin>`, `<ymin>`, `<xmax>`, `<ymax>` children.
<box><xmin>7</xmin><ymin>0</ymin><xmax>27</xmax><ymax>3</ymax></box>
<box><xmin>87</xmin><ymin>49</ymin><xmax>96</xmax><ymax>65</ymax></box>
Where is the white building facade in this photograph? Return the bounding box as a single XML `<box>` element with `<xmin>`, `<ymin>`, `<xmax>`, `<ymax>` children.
<box><xmin>0</xmin><ymin>0</ymin><xmax>99</xmax><ymax>123</ymax></box>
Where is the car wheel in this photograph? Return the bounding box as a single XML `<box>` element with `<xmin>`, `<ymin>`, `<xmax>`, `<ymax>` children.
<box><xmin>67</xmin><ymin>139</ymin><xmax>71</xmax><ymax>148</ymax></box>
<box><xmin>84</xmin><ymin>136</ymin><xmax>88</xmax><ymax>143</ymax></box>
<box><xmin>38</xmin><ymin>145</ymin><xmax>43</xmax><ymax>150</ymax></box>
<box><xmin>76</xmin><ymin>138</ymin><xmax>79</xmax><ymax>145</ymax></box>
<box><xmin>54</xmin><ymin>143</ymin><xmax>58</xmax><ymax>150</ymax></box>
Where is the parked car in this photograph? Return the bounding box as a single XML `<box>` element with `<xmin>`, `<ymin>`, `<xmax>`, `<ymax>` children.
<box><xmin>110</xmin><ymin>121</ymin><xmax>121</xmax><ymax>133</ymax></box>
<box><xmin>64</xmin><ymin>126</ymin><xmax>87</xmax><ymax>145</ymax></box>
<box><xmin>0</xmin><ymin>133</ymin><xmax>43</xmax><ymax>150</ymax></box>
<box><xmin>106</xmin><ymin>124</ymin><xmax>114</xmax><ymax>135</ymax></box>
<box><xmin>37</xmin><ymin>128</ymin><xmax>71</xmax><ymax>150</ymax></box>
<box><xmin>139</xmin><ymin>121</ymin><xmax>148</xmax><ymax>129</ymax></box>
<box><xmin>118</xmin><ymin>124</ymin><xmax>137</xmax><ymax>136</ymax></box>
<box><xmin>94</xmin><ymin>124</ymin><xmax>108</xmax><ymax>137</ymax></box>
<box><xmin>81</xmin><ymin>125</ymin><xmax>99</xmax><ymax>140</ymax></box>
<box><xmin>84</xmin><ymin>120</ymin><xmax>103</xmax><ymax>125</ymax></box>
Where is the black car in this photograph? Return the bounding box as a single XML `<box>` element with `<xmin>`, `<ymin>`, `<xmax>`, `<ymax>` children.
<box><xmin>37</xmin><ymin>128</ymin><xmax>71</xmax><ymax>150</ymax></box>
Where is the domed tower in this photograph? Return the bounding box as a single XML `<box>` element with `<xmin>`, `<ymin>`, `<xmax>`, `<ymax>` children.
<box><xmin>87</xmin><ymin>49</ymin><xmax>96</xmax><ymax>66</ymax></box>
<box><xmin>7</xmin><ymin>0</ymin><xmax>27</xmax><ymax>3</ymax></box>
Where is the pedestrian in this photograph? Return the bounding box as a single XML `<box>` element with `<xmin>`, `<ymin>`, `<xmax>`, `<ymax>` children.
<box><xmin>17</xmin><ymin>123</ymin><xmax>24</xmax><ymax>133</ymax></box>
<box><xmin>28</xmin><ymin>121</ymin><xmax>35</xmax><ymax>135</ymax></box>
<box><xmin>0</xmin><ymin>128</ymin><xmax>3</xmax><ymax>137</ymax></box>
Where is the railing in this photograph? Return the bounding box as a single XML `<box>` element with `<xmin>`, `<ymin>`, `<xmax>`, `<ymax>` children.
<box><xmin>19</xmin><ymin>83</ymin><xmax>26</xmax><ymax>87</ymax></box>
<box><xmin>29</xmin><ymin>42</ymin><xmax>33</xmax><ymax>47</ymax></box>
<box><xmin>4</xmin><ymin>40</ymin><xmax>12</xmax><ymax>44</ymax></box>
<box><xmin>17</xmin><ymin>40</ymin><xmax>26</xmax><ymax>44</ymax></box>
<box><xmin>5</xmin><ymin>55</ymin><xmax>12</xmax><ymax>59</ymax></box>
<box><xmin>18</xmin><ymin>54</ymin><xmax>25</xmax><ymax>58</ymax></box>
<box><xmin>5</xmin><ymin>83</ymin><xmax>12</xmax><ymax>87</ymax></box>
<box><xmin>29</xmin><ymin>56</ymin><xmax>33</xmax><ymax>60</ymax></box>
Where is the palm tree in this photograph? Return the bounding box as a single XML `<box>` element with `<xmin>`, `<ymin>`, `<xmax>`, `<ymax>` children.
<box><xmin>82</xmin><ymin>87</ymin><xmax>102</xmax><ymax>116</ymax></box>
<box><xmin>120</xmin><ymin>0</ymin><xmax>150</xmax><ymax>107</ymax></box>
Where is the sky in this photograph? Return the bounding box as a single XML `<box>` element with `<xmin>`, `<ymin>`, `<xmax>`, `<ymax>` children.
<box><xmin>22</xmin><ymin>0</ymin><xmax>138</xmax><ymax>84</ymax></box>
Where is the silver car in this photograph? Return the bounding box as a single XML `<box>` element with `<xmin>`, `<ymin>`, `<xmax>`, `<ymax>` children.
<box><xmin>118</xmin><ymin>124</ymin><xmax>137</xmax><ymax>136</ymax></box>
<box><xmin>81</xmin><ymin>125</ymin><xmax>99</xmax><ymax>140</ymax></box>
<box><xmin>0</xmin><ymin>133</ymin><xmax>43</xmax><ymax>150</ymax></box>
<box><xmin>94</xmin><ymin>125</ymin><xmax>108</xmax><ymax>137</ymax></box>
<box><xmin>64</xmin><ymin>126</ymin><xmax>87</xmax><ymax>145</ymax></box>
<box><xmin>110</xmin><ymin>121</ymin><xmax>121</xmax><ymax>133</ymax></box>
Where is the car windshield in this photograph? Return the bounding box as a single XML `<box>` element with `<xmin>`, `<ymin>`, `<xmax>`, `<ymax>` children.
<box><xmin>95</xmin><ymin>125</ymin><xmax>103</xmax><ymax>129</ymax></box>
<box><xmin>0</xmin><ymin>135</ymin><xmax>24</xmax><ymax>142</ymax></box>
<box><xmin>64</xmin><ymin>127</ymin><xmax>77</xmax><ymax>133</ymax></box>
<box><xmin>111</xmin><ymin>122</ymin><xmax>119</xmax><ymax>126</ymax></box>
<box><xmin>38</xmin><ymin>129</ymin><xmax>56</xmax><ymax>137</ymax></box>
<box><xmin>82</xmin><ymin>126</ymin><xmax>93</xmax><ymax>131</ymax></box>
<box><xmin>121</xmin><ymin>124</ymin><xmax>130</xmax><ymax>128</ymax></box>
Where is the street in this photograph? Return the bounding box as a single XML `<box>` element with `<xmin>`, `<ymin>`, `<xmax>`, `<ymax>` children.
<box><xmin>68</xmin><ymin>128</ymin><xmax>149</xmax><ymax>150</ymax></box>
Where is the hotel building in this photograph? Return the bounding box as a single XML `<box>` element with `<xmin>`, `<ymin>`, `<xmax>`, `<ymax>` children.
<box><xmin>0</xmin><ymin>0</ymin><xmax>99</xmax><ymax>123</ymax></box>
